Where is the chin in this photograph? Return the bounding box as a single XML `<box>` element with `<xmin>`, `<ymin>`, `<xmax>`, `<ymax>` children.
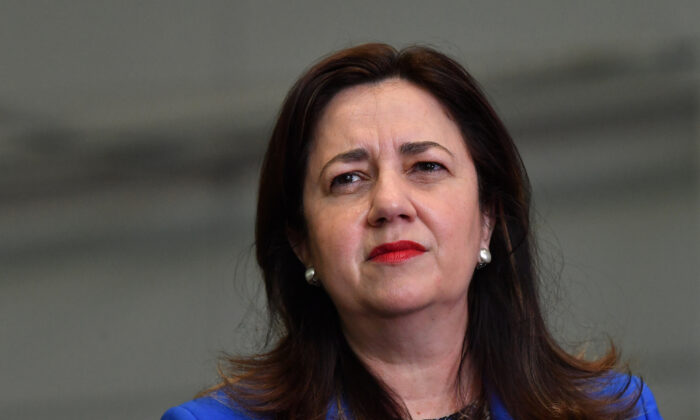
<box><xmin>363</xmin><ymin>285</ymin><xmax>440</xmax><ymax>317</ymax></box>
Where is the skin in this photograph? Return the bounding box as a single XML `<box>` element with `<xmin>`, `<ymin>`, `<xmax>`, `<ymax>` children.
<box><xmin>296</xmin><ymin>79</ymin><xmax>493</xmax><ymax>419</ymax></box>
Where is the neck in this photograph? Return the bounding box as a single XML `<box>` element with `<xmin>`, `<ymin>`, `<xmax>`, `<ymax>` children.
<box><xmin>340</xmin><ymin>299</ymin><xmax>476</xmax><ymax>419</ymax></box>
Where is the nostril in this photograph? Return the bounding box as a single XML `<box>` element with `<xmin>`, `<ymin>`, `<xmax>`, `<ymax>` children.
<box><xmin>367</xmin><ymin>177</ymin><xmax>416</xmax><ymax>226</ymax></box>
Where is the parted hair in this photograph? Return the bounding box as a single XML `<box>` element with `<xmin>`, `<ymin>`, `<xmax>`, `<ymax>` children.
<box><xmin>211</xmin><ymin>43</ymin><xmax>641</xmax><ymax>419</ymax></box>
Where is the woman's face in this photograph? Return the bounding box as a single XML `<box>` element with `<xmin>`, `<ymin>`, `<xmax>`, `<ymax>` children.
<box><xmin>298</xmin><ymin>79</ymin><xmax>492</xmax><ymax>318</ymax></box>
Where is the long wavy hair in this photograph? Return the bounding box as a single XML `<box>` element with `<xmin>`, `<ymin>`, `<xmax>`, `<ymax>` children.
<box><xmin>212</xmin><ymin>43</ymin><xmax>641</xmax><ymax>419</ymax></box>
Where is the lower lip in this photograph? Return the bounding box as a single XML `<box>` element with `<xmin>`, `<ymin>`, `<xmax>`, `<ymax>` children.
<box><xmin>370</xmin><ymin>249</ymin><xmax>425</xmax><ymax>264</ymax></box>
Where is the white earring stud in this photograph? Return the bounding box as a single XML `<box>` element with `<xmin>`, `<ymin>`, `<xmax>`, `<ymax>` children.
<box><xmin>477</xmin><ymin>248</ymin><xmax>491</xmax><ymax>268</ymax></box>
<box><xmin>305</xmin><ymin>267</ymin><xmax>319</xmax><ymax>286</ymax></box>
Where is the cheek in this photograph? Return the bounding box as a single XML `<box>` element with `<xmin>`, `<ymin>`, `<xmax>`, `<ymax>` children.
<box><xmin>307</xmin><ymin>204</ymin><xmax>364</xmax><ymax>271</ymax></box>
<box><xmin>436</xmin><ymin>209</ymin><xmax>482</xmax><ymax>297</ymax></box>
<box><xmin>430</xmin><ymin>199</ymin><xmax>483</xmax><ymax>261</ymax></box>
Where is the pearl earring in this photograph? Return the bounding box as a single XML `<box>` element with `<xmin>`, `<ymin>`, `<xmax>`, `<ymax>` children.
<box><xmin>477</xmin><ymin>248</ymin><xmax>491</xmax><ymax>268</ymax></box>
<box><xmin>305</xmin><ymin>267</ymin><xmax>319</xmax><ymax>286</ymax></box>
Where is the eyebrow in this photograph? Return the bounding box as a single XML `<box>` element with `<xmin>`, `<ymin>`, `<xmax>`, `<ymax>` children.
<box><xmin>399</xmin><ymin>141</ymin><xmax>454</xmax><ymax>157</ymax></box>
<box><xmin>319</xmin><ymin>141</ymin><xmax>453</xmax><ymax>178</ymax></box>
<box><xmin>319</xmin><ymin>148</ymin><xmax>369</xmax><ymax>179</ymax></box>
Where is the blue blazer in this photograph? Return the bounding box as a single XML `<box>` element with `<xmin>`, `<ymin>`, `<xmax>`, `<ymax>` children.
<box><xmin>162</xmin><ymin>375</ymin><xmax>661</xmax><ymax>420</ymax></box>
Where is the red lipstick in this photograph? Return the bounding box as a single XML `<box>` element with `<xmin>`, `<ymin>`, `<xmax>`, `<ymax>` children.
<box><xmin>368</xmin><ymin>240</ymin><xmax>426</xmax><ymax>264</ymax></box>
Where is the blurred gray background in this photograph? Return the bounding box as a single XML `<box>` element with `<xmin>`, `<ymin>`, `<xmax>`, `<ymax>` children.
<box><xmin>1</xmin><ymin>1</ymin><xmax>698</xmax><ymax>419</ymax></box>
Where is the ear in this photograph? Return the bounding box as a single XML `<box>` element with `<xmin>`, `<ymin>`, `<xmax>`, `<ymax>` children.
<box><xmin>286</xmin><ymin>227</ymin><xmax>310</xmax><ymax>267</ymax></box>
<box><xmin>480</xmin><ymin>210</ymin><xmax>495</xmax><ymax>249</ymax></box>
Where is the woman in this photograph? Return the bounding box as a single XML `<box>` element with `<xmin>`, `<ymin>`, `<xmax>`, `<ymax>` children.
<box><xmin>162</xmin><ymin>44</ymin><xmax>661</xmax><ymax>419</ymax></box>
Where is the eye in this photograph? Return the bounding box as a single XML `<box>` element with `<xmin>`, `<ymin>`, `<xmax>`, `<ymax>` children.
<box><xmin>413</xmin><ymin>161</ymin><xmax>446</xmax><ymax>172</ymax></box>
<box><xmin>330</xmin><ymin>172</ymin><xmax>362</xmax><ymax>189</ymax></box>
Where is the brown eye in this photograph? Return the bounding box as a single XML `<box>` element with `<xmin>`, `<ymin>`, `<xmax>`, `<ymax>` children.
<box><xmin>414</xmin><ymin>162</ymin><xmax>445</xmax><ymax>172</ymax></box>
<box><xmin>331</xmin><ymin>172</ymin><xmax>361</xmax><ymax>188</ymax></box>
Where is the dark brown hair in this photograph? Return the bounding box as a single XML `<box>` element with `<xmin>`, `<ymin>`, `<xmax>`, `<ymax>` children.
<box><xmin>213</xmin><ymin>43</ymin><xmax>641</xmax><ymax>419</ymax></box>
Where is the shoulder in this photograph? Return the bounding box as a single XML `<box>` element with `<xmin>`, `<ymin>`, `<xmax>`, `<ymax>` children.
<box><xmin>162</xmin><ymin>390</ymin><xmax>345</xmax><ymax>420</ymax></box>
<box><xmin>161</xmin><ymin>392</ymin><xmax>263</xmax><ymax>420</ymax></box>
<box><xmin>601</xmin><ymin>374</ymin><xmax>662</xmax><ymax>419</ymax></box>
<box><xmin>487</xmin><ymin>374</ymin><xmax>662</xmax><ymax>420</ymax></box>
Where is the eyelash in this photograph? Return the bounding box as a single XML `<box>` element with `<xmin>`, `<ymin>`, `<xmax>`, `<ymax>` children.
<box><xmin>330</xmin><ymin>161</ymin><xmax>446</xmax><ymax>190</ymax></box>
<box><xmin>412</xmin><ymin>161</ymin><xmax>445</xmax><ymax>173</ymax></box>
<box><xmin>330</xmin><ymin>172</ymin><xmax>363</xmax><ymax>188</ymax></box>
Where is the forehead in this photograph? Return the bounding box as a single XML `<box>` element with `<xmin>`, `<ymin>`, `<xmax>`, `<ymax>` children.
<box><xmin>309</xmin><ymin>78</ymin><xmax>467</xmax><ymax>159</ymax></box>
<box><xmin>320</xmin><ymin>78</ymin><xmax>446</xmax><ymax>122</ymax></box>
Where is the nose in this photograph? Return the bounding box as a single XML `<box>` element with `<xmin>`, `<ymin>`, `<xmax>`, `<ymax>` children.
<box><xmin>367</xmin><ymin>171</ymin><xmax>417</xmax><ymax>227</ymax></box>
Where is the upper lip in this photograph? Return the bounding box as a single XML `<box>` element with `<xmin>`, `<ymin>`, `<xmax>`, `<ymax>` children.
<box><xmin>368</xmin><ymin>240</ymin><xmax>426</xmax><ymax>259</ymax></box>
